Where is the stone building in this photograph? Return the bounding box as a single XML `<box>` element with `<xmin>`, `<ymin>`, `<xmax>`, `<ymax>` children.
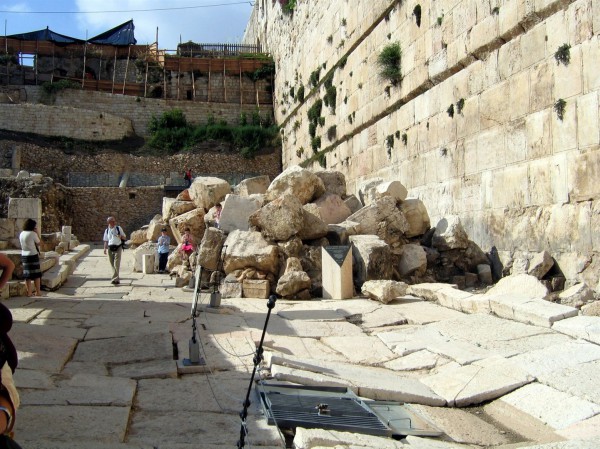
<box><xmin>243</xmin><ymin>0</ymin><xmax>600</xmax><ymax>288</ymax></box>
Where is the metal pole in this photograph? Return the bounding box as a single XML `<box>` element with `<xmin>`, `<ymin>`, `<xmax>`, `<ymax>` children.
<box><xmin>122</xmin><ymin>45</ymin><xmax>131</xmax><ymax>95</ymax></box>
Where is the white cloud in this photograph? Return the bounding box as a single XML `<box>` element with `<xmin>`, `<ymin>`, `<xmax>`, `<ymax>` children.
<box><xmin>74</xmin><ymin>0</ymin><xmax>252</xmax><ymax>50</ymax></box>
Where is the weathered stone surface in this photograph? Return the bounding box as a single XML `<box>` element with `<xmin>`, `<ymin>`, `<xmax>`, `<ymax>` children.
<box><xmin>129</xmin><ymin>229</ymin><xmax>147</xmax><ymax>246</ymax></box>
<box><xmin>398</xmin><ymin>243</ymin><xmax>428</xmax><ymax>276</ymax></box>
<box><xmin>164</xmin><ymin>199</ymin><xmax>195</xmax><ymax>221</ymax></box>
<box><xmin>485</xmin><ymin>273</ymin><xmax>549</xmax><ymax>299</ymax></box>
<box><xmin>478</xmin><ymin>264</ymin><xmax>493</xmax><ymax>284</ymax></box>
<box><xmin>294</xmin><ymin>427</ymin><xmax>405</xmax><ymax>449</ymax></box>
<box><xmin>582</xmin><ymin>301</ymin><xmax>600</xmax><ymax>316</ymax></box>
<box><xmin>326</xmin><ymin>221</ymin><xmax>359</xmax><ymax>245</ymax></box>
<box><xmin>347</xmin><ymin>196</ymin><xmax>409</xmax><ymax>246</ymax></box>
<box><xmin>145</xmin><ymin>214</ymin><xmax>168</xmax><ymax>242</ymax></box>
<box><xmin>276</xmin><ymin>270</ymin><xmax>311</xmax><ymax>297</ymax></box>
<box><xmin>233</xmin><ymin>175</ymin><xmax>270</xmax><ymax>196</ymax></box>
<box><xmin>528</xmin><ymin>250</ymin><xmax>555</xmax><ymax>279</ymax></box>
<box><xmin>285</xmin><ymin>256</ymin><xmax>303</xmax><ymax>273</ymax></box>
<box><xmin>197</xmin><ymin>227</ymin><xmax>226</xmax><ymax>271</ymax></box>
<box><xmin>400</xmin><ymin>198</ymin><xmax>431</xmax><ymax>238</ymax></box>
<box><xmin>314</xmin><ymin>169</ymin><xmax>347</xmax><ymax>197</ymax></box>
<box><xmin>487</xmin><ymin>293</ymin><xmax>578</xmax><ymax>327</ymax></box>
<box><xmin>168</xmin><ymin>207</ymin><xmax>205</xmax><ymax>245</ymax></box>
<box><xmin>361</xmin><ymin>280</ymin><xmax>408</xmax><ymax>304</ymax></box>
<box><xmin>344</xmin><ymin>194</ymin><xmax>363</xmax><ymax>213</ymax></box>
<box><xmin>223</xmin><ymin>230</ymin><xmax>279</xmax><ymax>275</ymax></box>
<box><xmin>221</xmin><ymin>275</ymin><xmax>243</xmax><ymax>298</ymax></box>
<box><xmin>73</xmin><ymin>332</ymin><xmax>173</xmax><ymax>364</ymax></box>
<box><xmin>265</xmin><ymin>165</ymin><xmax>326</xmax><ymax>204</ymax></box>
<box><xmin>559</xmin><ymin>283</ymin><xmax>594</xmax><ymax>309</ymax></box>
<box><xmin>432</xmin><ymin>215</ymin><xmax>470</xmax><ymax>250</ymax></box>
<box><xmin>175</xmin><ymin>189</ymin><xmax>191</xmax><ymax>201</ymax></box>
<box><xmin>277</xmin><ymin>237</ymin><xmax>303</xmax><ymax>258</ymax></box>
<box><xmin>552</xmin><ymin>316</ymin><xmax>600</xmax><ymax>345</ymax></box>
<box><xmin>349</xmin><ymin>235</ymin><xmax>393</xmax><ymax>287</ymax></box>
<box><xmin>422</xmin><ymin>357</ymin><xmax>535</xmax><ymax>407</ymax></box>
<box><xmin>218</xmin><ymin>193</ymin><xmax>262</xmax><ymax>233</ymax></box>
<box><xmin>310</xmin><ymin>193</ymin><xmax>352</xmax><ymax>224</ymax></box>
<box><xmin>248</xmin><ymin>193</ymin><xmax>304</xmax><ymax>241</ymax></box>
<box><xmin>297</xmin><ymin>208</ymin><xmax>328</xmax><ymax>241</ymax></box>
<box><xmin>131</xmin><ymin>242</ymin><xmax>158</xmax><ymax>272</ymax></box>
<box><xmin>537</xmin><ymin>359</ymin><xmax>600</xmax><ymax>406</ymax></box>
<box><xmin>188</xmin><ymin>176</ymin><xmax>231</xmax><ymax>210</ymax></box>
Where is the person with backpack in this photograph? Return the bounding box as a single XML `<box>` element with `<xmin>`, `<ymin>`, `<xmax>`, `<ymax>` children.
<box><xmin>103</xmin><ymin>216</ymin><xmax>126</xmax><ymax>285</ymax></box>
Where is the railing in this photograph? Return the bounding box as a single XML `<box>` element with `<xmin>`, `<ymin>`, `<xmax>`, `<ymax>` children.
<box><xmin>176</xmin><ymin>43</ymin><xmax>263</xmax><ymax>58</ymax></box>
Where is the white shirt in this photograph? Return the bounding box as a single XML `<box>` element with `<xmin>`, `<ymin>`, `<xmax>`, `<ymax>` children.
<box><xmin>103</xmin><ymin>225</ymin><xmax>126</xmax><ymax>246</ymax></box>
<box><xmin>19</xmin><ymin>230</ymin><xmax>40</xmax><ymax>255</ymax></box>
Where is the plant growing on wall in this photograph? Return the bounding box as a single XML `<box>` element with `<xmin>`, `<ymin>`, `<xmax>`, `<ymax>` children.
<box><xmin>317</xmin><ymin>152</ymin><xmax>326</xmax><ymax>168</ymax></box>
<box><xmin>297</xmin><ymin>84</ymin><xmax>305</xmax><ymax>102</ymax></box>
<box><xmin>402</xmin><ymin>133</ymin><xmax>408</xmax><ymax>146</ymax></box>
<box><xmin>311</xmin><ymin>136</ymin><xmax>321</xmax><ymax>152</ymax></box>
<box><xmin>309</xmin><ymin>68</ymin><xmax>321</xmax><ymax>88</ymax></box>
<box><xmin>296</xmin><ymin>146</ymin><xmax>305</xmax><ymax>158</ymax></box>
<box><xmin>327</xmin><ymin>125</ymin><xmax>337</xmax><ymax>141</ymax></box>
<box><xmin>447</xmin><ymin>104</ymin><xmax>454</xmax><ymax>118</ymax></box>
<box><xmin>413</xmin><ymin>5</ymin><xmax>422</xmax><ymax>27</ymax></box>
<box><xmin>277</xmin><ymin>0</ymin><xmax>296</xmax><ymax>14</ymax></box>
<box><xmin>437</xmin><ymin>13</ymin><xmax>444</xmax><ymax>26</ymax></box>
<box><xmin>377</xmin><ymin>42</ymin><xmax>402</xmax><ymax>85</ymax></box>
<box><xmin>323</xmin><ymin>74</ymin><xmax>337</xmax><ymax>113</ymax></box>
<box><xmin>386</xmin><ymin>135</ymin><xmax>394</xmax><ymax>159</ymax></box>
<box><xmin>554</xmin><ymin>99</ymin><xmax>566</xmax><ymax>121</ymax></box>
<box><xmin>456</xmin><ymin>98</ymin><xmax>465</xmax><ymax>114</ymax></box>
<box><xmin>554</xmin><ymin>44</ymin><xmax>571</xmax><ymax>66</ymax></box>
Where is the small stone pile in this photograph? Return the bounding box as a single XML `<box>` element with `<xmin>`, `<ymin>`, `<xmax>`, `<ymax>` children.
<box><xmin>128</xmin><ymin>166</ymin><xmax>500</xmax><ymax>300</ymax></box>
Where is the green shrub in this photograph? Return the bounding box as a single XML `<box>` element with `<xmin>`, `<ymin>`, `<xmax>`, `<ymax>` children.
<box><xmin>41</xmin><ymin>79</ymin><xmax>80</xmax><ymax>96</ymax></box>
<box><xmin>297</xmin><ymin>85</ymin><xmax>305</xmax><ymax>102</ymax></box>
<box><xmin>377</xmin><ymin>42</ymin><xmax>402</xmax><ymax>85</ymax></box>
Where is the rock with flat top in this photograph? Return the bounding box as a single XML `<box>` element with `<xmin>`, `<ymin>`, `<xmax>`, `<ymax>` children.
<box><xmin>361</xmin><ymin>280</ymin><xmax>408</xmax><ymax>304</ymax></box>
<box><xmin>432</xmin><ymin>215</ymin><xmax>469</xmax><ymax>250</ymax></box>
<box><xmin>223</xmin><ymin>230</ymin><xmax>279</xmax><ymax>275</ymax></box>
<box><xmin>265</xmin><ymin>165</ymin><xmax>325</xmax><ymax>204</ymax></box>
<box><xmin>234</xmin><ymin>175</ymin><xmax>270</xmax><ymax>196</ymax></box>
<box><xmin>349</xmin><ymin>235</ymin><xmax>393</xmax><ymax>288</ymax></box>
<box><xmin>188</xmin><ymin>176</ymin><xmax>231</xmax><ymax>210</ymax></box>
<box><xmin>249</xmin><ymin>193</ymin><xmax>304</xmax><ymax>241</ymax></box>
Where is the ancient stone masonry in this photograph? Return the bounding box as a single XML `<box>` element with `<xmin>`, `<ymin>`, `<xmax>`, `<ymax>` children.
<box><xmin>243</xmin><ymin>0</ymin><xmax>600</xmax><ymax>289</ymax></box>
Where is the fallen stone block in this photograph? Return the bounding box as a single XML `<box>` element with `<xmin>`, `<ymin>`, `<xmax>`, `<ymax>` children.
<box><xmin>485</xmin><ymin>273</ymin><xmax>549</xmax><ymax>299</ymax></box>
<box><xmin>552</xmin><ymin>316</ymin><xmax>600</xmax><ymax>345</ymax></box>
<box><xmin>41</xmin><ymin>264</ymin><xmax>69</xmax><ymax>290</ymax></box>
<box><xmin>487</xmin><ymin>293</ymin><xmax>578</xmax><ymax>327</ymax></box>
<box><xmin>407</xmin><ymin>283</ymin><xmax>454</xmax><ymax>302</ymax></box>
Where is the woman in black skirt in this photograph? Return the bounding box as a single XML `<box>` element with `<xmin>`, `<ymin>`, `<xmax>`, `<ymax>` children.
<box><xmin>19</xmin><ymin>219</ymin><xmax>42</xmax><ymax>297</ymax></box>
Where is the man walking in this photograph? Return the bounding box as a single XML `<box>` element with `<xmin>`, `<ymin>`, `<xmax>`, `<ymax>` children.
<box><xmin>103</xmin><ymin>216</ymin><xmax>126</xmax><ymax>285</ymax></box>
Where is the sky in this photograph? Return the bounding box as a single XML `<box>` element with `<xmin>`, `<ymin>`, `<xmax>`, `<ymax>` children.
<box><xmin>0</xmin><ymin>0</ymin><xmax>254</xmax><ymax>51</ymax></box>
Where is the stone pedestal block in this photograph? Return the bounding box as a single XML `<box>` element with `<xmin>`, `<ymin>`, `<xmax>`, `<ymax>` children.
<box><xmin>322</xmin><ymin>245</ymin><xmax>353</xmax><ymax>300</ymax></box>
<box><xmin>143</xmin><ymin>254</ymin><xmax>155</xmax><ymax>274</ymax></box>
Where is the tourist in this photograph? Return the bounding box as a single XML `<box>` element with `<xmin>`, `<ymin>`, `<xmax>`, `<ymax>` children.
<box><xmin>0</xmin><ymin>254</ymin><xmax>14</xmax><ymax>290</ymax></box>
<box><xmin>0</xmin><ymin>301</ymin><xmax>20</xmax><ymax>442</ymax></box>
<box><xmin>103</xmin><ymin>216</ymin><xmax>126</xmax><ymax>285</ymax></box>
<box><xmin>178</xmin><ymin>228</ymin><xmax>195</xmax><ymax>262</ymax></box>
<box><xmin>183</xmin><ymin>168</ymin><xmax>193</xmax><ymax>188</ymax></box>
<box><xmin>157</xmin><ymin>228</ymin><xmax>170</xmax><ymax>273</ymax></box>
<box><xmin>19</xmin><ymin>219</ymin><xmax>42</xmax><ymax>297</ymax></box>
<box><xmin>214</xmin><ymin>203</ymin><xmax>222</xmax><ymax>228</ymax></box>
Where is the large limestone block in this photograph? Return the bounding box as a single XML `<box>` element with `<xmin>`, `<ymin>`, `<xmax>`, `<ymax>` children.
<box><xmin>527</xmin><ymin>251</ymin><xmax>554</xmax><ymax>279</ymax></box>
<box><xmin>432</xmin><ymin>215</ymin><xmax>470</xmax><ymax>250</ymax></box>
<box><xmin>146</xmin><ymin>215</ymin><xmax>169</xmax><ymax>242</ymax></box>
<box><xmin>234</xmin><ymin>175</ymin><xmax>270</xmax><ymax>196</ymax></box>
<box><xmin>398</xmin><ymin>243</ymin><xmax>427</xmax><ymax>276</ymax></box>
<box><xmin>132</xmin><ymin>242</ymin><xmax>159</xmax><ymax>272</ymax></box>
<box><xmin>129</xmin><ymin>229</ymin><xmax>147</xmax><ymax>246</ymax></box>
<box><xmin>0</xmin><ymin>218</ymin><xmax>14</xmax><ymax>240</ymax></box>
<box><xmin>349</xmin><ymin>235</ymin><xmax>394</xmax><ymax>288</ymax></box>
<box><xmin>221</xmin><ymin>274</ymin><xmax>243</xmax><ymax>298</ymax></box>
<box><xmin>265</xmin><ymin>165</ymin><xmax>326</xmax><ymax>204</ymax></box>
<box><xmin>8</xmin><ymin>197</ymin><xmax>41</xmax><ymax>219</ymax></box>
<box><xmin>326</xmin><ymin>221</ymin><xmax>359</xmax><ymax>245</ymax></box>
<box><xmin>311</xmin><ymin>193</ymin><xmax>352</xmax><ymax>225</ymax></box>
<box><xmin>347</xmin><ymin>196</ymin><xmax>409</xmax><ymax>246</ymax></box>
<box><xmin>248</xmin><ymin>193</ymin><xmax>304</xmax><ymax>241</ymax></box>
<box><xmin>276</xmin><ymin>271</ymin><xmax>311</xmax><ymax>297</ymax></box>
<box><xmin>400</xmin><ymin>198</ymin><xmax>431</xmax><ymax>238</ymax></box>
<box><xmin>359</xmin><ymin>178</ymin><xmax>408</xmax><ymax>206</ymax></box>
<box><xmin>219</xmin><ymin>194</ymin><xmax>262</xmax><ymax>233</ymax></box>
<box><xmin>223</xmin><ymin>230</ymin><xmax>279</xmax><ymax>275</ymax></box>
<box><xmin>297</xmin><ymin>209</ymin><xmax>328</xmax><ymax>241</ymax></box>
<box><xmin>168</xmin><ymin>207</ymin><xmax>206</xmax><ymax>245</ymax></box>
<box><xmin>558</xmin><ymin>283</ymin><xmax>594</xmax><ymax>308</ymax></box>
<box><xmin>361</xmin><ymin>280</ymin><xmax>408</xmax><ymax>304</ymax></box>
<box><xmin>485</xmin><ymin>273</ymin><xmax>549</xmax><ymax>299</ymax></box>
<box><xmin>188</xmin><ymin>176</ymin><xmax>231</xmax><ymax>210</ymax></box>
<box><xmin>314</xmin><ymin>170</ymin><xmax>347</xmax><ymax>197</ymax></box>
<box><xmin>344</xmin><ymin>194</ymin><xmax>363</xmax><ymax>213</ymax></box>
<box><xmin>163</xmin><ymin>199</ymin><xmax>195</xmax><ymax>221</ymax></box>
<box><xmin>197</xmin><ymin>227</ymin><xmax>226</xmax><ymax>271</ymax></box>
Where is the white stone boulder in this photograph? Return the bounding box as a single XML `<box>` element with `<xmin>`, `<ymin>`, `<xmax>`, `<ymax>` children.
<box><xmin>285</xmin><ymin>257</ymin><xmax>303</xmax><ymax>273</ymax></box>
<box><xmin>349</xmin><ymin>235</ymin><xmax>394</xmax><ymax>287</ymax></box>
<box><xmin>398</xmin><ymin>244</ymin><xmax>427</xmax><ymax>276</ymax></box>
<box><xmin>484</xmin><ymin>273</ymin><xmax>549</xmax><ymax>299</ymax></box>
<box><xmin>432</xmin><ymin>215</ymin><xmax>470</xmax><ymax>250</ymax></box>
<box><xmin>359</xmin><ymin>178</ymin><xmax>408</xmax><ymax>206</ymax></box>
<box><xmin>361</xmin><ymin>280</ymin><xmax>408</xmax><ymax>304</ymax></box>
<box><xmin>400</xmin><ymin>198</ymin><xmax>431</xmax><ymax>238</ymax></box>
<box><xmin>16</xmin><ymin>170</ymin><xmax>30</xmax><ymax>180</ymax></box>
<box><xmin>276</xmin><ymin>271</ymin><xmax>312</xmax><ymax>297</ymax></box>
<box><xmin>234</xmin><ymin>175</ymin><xmax>270</xmax><ymax>196</ymax></box>
<box><xmin>168</xmin><ymin>207</ymin><xmax>206</xmax><ymax>245</ymax></box>
<box><xmin>347</xmin><ymin>196</ymin><xmax>409</xmax><ymax>246</ymax></box>
<box><xmin>527</xmin><ymin>251</ymin><xmax>554</xmax><ymax>279</ymax></box>
<box><xmin>146</xmin><ymin>215</ymin><xmax>169</xmax><ymax>242</ymax></box>
<box><xmin>297</xmin><ymin>209</ymin><xmax>328</xmax><ymax>241</ymax></box>
<box><xmin>558</xmin><ymin>283</ymin><xmax>594</xmax><ymax>309</ymax></box>
<box><xmin>188</xmin><ymin>176</ymin><xmax>231</xmax><ymax>210</ymax></box>
<box><xmin>248</xmin><ymin>193</ymin><xmax>304</xmax><ymax>241</ymax></box>
<box><xmin>129</xmin><ymin>229</ymin><xmax>148</xmax><ymax>246</ymax></box>
<box><xmin>314</xmin><ymin>170</ymin><xmax>347</xmax><ymax>197</ymax></box>
<box><xmin>221</xmin><ymin>274</ymin><xmax>243</xmax><ymax>298</ymax></box>
<box><xmin>310</xmin><ymin>193</ymin><xmax>352</xmax><ymax>225</ymax></box>
<box><xmin>326</xmin><ymin>221</ymin><xmax>359</xmax><ymax>245</ymax></box>
<box><xmin>223</xmin><ymin>230</ymin><xmax>280</xmax><ymax>275</ymax></box>
<box><xmin>265</xmin><ymin>165</ymin><xmax>326</xmax><ymax>205</ymax></box>
<box><xmin>197</xmin><ymin>227</ymin><xmax>227</xmax><ymax>271</ymax></box>
<box><xmin>132</xmin><ymin>242</ymin><xmax>159</xmax><ymax>272</ymax></box>
<box><xmin>218</xmin><ymin>194</ymin><xmax>262</xmax><ymax>233</ymax></box>
<box><xmin>163</xmin><ymin>199</ymin><xmax>195</xmax><ymax>221</ymax></box>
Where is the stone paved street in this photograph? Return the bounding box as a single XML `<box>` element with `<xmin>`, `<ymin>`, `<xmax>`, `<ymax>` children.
<box><xmin>5</xmin><ymin>246</ymin><xmax>600</xmax><ymax>448</ymax></box>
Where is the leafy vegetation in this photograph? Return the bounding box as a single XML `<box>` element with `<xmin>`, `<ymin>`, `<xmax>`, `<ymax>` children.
<box><xmin>377</xmin><ymin>42</ymin><xmax>402</xmax><ymax>85</ymax></box>
<box><xmin>147</xmin><ymin>108</ymin><xmax>279</xmax><ymax>158</ymax></box>
<box><xmin>41</xmin><ymin>79</ymin><xmax>81</xmax><ymax>96</ymax></box>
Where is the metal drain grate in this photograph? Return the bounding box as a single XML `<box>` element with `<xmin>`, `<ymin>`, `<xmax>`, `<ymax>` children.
<box><xmin>257</xmin><ymin>383</ymin><xmax>443</xmax><ymax>438</ymax></box>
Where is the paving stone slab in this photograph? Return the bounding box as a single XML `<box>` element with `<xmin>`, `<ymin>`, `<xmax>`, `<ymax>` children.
<box><xmin>270</xmin><ymin>356</ymin><xmax>445</xmax><ymax>406</ymax></box>
<box><xmin>277</xmin><ymin>306</ymin><xmax>348</xmax><ymax>321</ymax></box>
<box><xmin>283</xmin><ymin>318</ymin><xmax>364</xmax><ymax>338</ymax></box>
<box><xmin>507</xmin><ymin>340</ymin><xmax>600</xmax><ymax>378</ymax></box>
<box><xmin>487</xmin><ymin>293</ymin><xmax>579</xmax><ymax>327</ymax></box>
<box><xmin>61</xmin><ymin>361</ymin><xmax>110</xmax><ymax>377</ymax></box>
<box><xmin>294</xmin><ymin>427</ymin><xmax>405</xmax><ymax>449</ymax></box>
<box><xmin>517</xmin><ymin>441</ymin><xmax>600</xmax><ymax>449</ymax></box>
<box><xmin>21</xmin><ymin>373</ymin><xmax>136</xmax><ymax>406</ymax></box>
<box><xmin>402</xmin><ymin>435</ymin><xmax>473</xmax><ymax>448</ymax></box>
<box><xmin>9</xmin><ymin>306</ymin><xmax>44</xmax><ymax>322</ymax></box>
<box><xmin>344</xmin><ymin>304</ymin><xmax>408</xmax><ymax>328</ymax></box>
<box><xmin>556</xmin><ymin>414</ymin><xmax>600</xmax><ymax>441</ymax></box>
<box><xmin>537</xmin><ymin>359</ymin><xmax>600</xmax><ymax>406</ymax></box>
<box><xmin>110</xmin><ymin>359</ymin><xmax>178</xmax><ymax>379</ymax></box>
<box><xmin>383</xmin><ymin>349</ymin><xmax>448</xmax><ymax>372</ymax></box>
<box><xmin>16</xmin><ymin>405</ymin><xmax>130</xmax><ymax>444</ymax></box>
<box><xmin>500</xmin><ymin>383</ymin><xmax>600</xmax><ymax>430</ymax></box>
<box><xmin>127</xmin><ymin>410</ymin><xmax>281</xmax><ymax>447</ymax></box>
<box><xmin>176</xmin><ymin>333</ymin><xmax>255</xmax><ymax>372</ymax></box>
<box><xmin>73</xmin><ymin>331</ymin><xmax>173</xmax><ymax>364</ymax></box>
<box><xmin>320</xmin><ymin>335</ymin><xmax>398</xmax><ymax>364</ymax></box>
<box><xmin>407</xmin><ymin>404</ymin><xmax>513</xmax><ymax>446</ymax></box>
<box><xmin>14</xmin><ymin>368</ymin><xmax>54</xmax><ymax>389</ymax></box>
<box><xmin>85</xmin><ymin>321</ymin><xmax>170</xmax><ymax>340</ymax></box>
<box><xmin>422</xmin><ymin>356</ymin><xmax>535</xmax><ymax>407</ymax></box>
<box><xmin>263</xmin><ymin>335</ymin><xmax>351</xmax><ymax>363</ymax></box>
<box><xmin>407</xmin><ymin>283</ymin><xmax>455</xmax><ymax>302</ymax></box>
<box><xmin>387</xmin><ymin>298</ymin><xmax>466</xmax><ymax>325</ymax></box>
<box><xmin>552</xmin><ymin>316</ymin><xmax>600</xmax><ymax>344</ymax></box>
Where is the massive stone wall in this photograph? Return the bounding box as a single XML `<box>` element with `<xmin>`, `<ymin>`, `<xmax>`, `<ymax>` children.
<box><xmin>7</xmin><ymin>86</ymin><xmax>273</xmax><ymax>137</ymax></box>
<box><xmin>244</xmin><ymin>0</ymin><xmax>600</xmax><ymax>286</ymax></box>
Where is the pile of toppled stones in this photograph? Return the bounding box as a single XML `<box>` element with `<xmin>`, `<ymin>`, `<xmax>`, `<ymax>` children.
<box><xmin>126</xmin><ymin>165</ymin><xmax>598</xmax><ymax>312</ymax></box>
